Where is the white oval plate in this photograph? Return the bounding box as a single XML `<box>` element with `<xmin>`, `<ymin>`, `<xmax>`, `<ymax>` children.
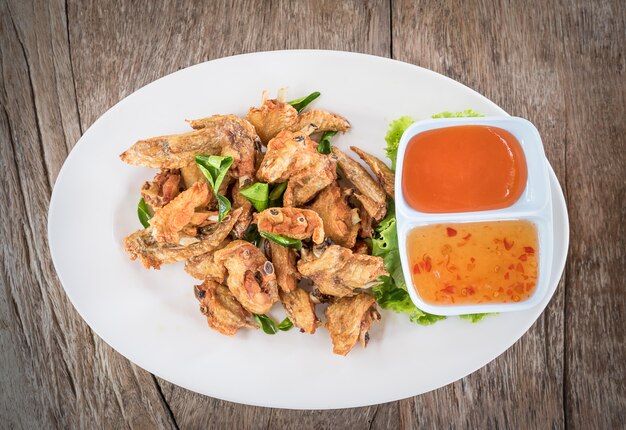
<box><xmin>48</xmin><ymin>50</ymin><xmax>568</xmax><ymax>410</ymax></box>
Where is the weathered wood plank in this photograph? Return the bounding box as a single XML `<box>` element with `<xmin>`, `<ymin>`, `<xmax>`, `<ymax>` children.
<box><xmin>559</xmin><ymin>1</ymin><xmax>625</xmax><ymax>428</ymax></box>
<box><xmin>2</xmin><ymin>0</ymin><xmax>624</xmax><ymax>427</ymax></box>
<box><xmin>0</xmin><ymin>0</ymin><xmax>177</xmax><ymax>428</ymax></box>
<box><xmin>392</xmin><ymin>0</ymin><xmax>568</xmax><ymax>427</ymax></box>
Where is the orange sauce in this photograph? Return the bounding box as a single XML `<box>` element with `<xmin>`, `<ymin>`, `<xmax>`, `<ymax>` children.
<box><xmin>402</xmin><ymin>125</ymin><xmax>527</xmax><ymax>213</ymax></box>
<box><xmin>407</xmin><ymin>221</ymin><xmax>538</xmax><ymax>305</ymax></box>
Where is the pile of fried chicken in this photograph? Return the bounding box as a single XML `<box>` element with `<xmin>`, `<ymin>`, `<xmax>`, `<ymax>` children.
<box><xmin>120</xmin><ymin>90</ymin><xmax>395</xmax><ymax>355</ymax></box>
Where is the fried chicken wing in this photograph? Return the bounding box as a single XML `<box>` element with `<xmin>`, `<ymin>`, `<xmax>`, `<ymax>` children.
<box><xmin>279</xmin><ymin>288</ymin><xmax>319</xmax><ymax>334</ymax></box>
<box><xmin>297</xmin><ymin>245</ymin><xmax>386</xmax><ymax>297</ymax></box>
<box><xmin>124</xmin><ymin>207</ymin><xmax>242</xmax><ymax>269</ymax></box>
<box><xmin>247</xmin><ymin>90</ymin><xmax>351</xmax><ymax>145</ymax></box>
<box><xmin>333</xmin><ymin>147</ymin><xmax>387</xmax><ymax>221</ymax></box>
<box><xmin>195</xmin><ymin>280</ymin><xmax>257</xmax><ymax>336</ymax></box>
<box><xmin>308</xmin><ymin>183</ymin><xmax>360</xmax><ymax>248</ymax></box>
<box><xmin>254</xmin><ymin>207</ymin><xmax>325</xmax><ymax>244</ymax></box>
<box><xmin>179</xmin><ymin>164</ymin><xmax>207</xmax><ymax>188</ymax></box>
<box><xmin>185</xmin><ymin>240</ymin><xmax>230</xmax><ymax>282</ymax></box>
<box><xmin>150</xmin><ymin>182</ymin><xmax>210</xmax><ymax>244</ymax></box>
<box><xmin>350</xmin><ymin>146</ymin><xmax>395</xmax><ymax>199</ymax></box>
<box><xmin>141</xmin><ymin>169</ymin><xmax>183</xmax><ymax>208</ymax></box>
<box><xmin>287</xmin><ymin>110</ymin><xmax>351</xmax><ymax>134</ymax></box>
<box><xmin>282</xmin><ymin>155</ymin><xmax>337</xmax><ymax>207</ymax></box>
<box><xmin>189</xmin><ymin>116</ymin><xmax>258</xmax><ymax>183</ymax></box>
<box><xmin>214</xmin><ymin>240</ymin><xmax>279</xmax><ymax>315</ymax></box>
<box><xmin>256</xmin><ymin>130</ymin><xmax>337</xmax><ymax>205</ymax></box>
<box><xmin>120</xmin><ymin>115</ymin><xmax>258</xmax><ymax>182</ymax></box>
<box><xmin>325</xmin><ymin>293</ymin><xmax>380</xmax><ymax>355</ymax></box>
<box><xmin>256</xmin><ymin>130</ymin><xmax>319</xmax><ymax>183</ymax></box>
<box><xmin>269</xmin><ymin>242</ymin><xmax>299</xmax><ymax>292</ymax></box>
<box><xmin>246</xmin><ymin>93</ymin><xmax>299</xmax><ymax>145</ymax></box>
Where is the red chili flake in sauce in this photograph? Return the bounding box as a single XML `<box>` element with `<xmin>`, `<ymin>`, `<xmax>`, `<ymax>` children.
<box><xmin>413</xmin><ymin>264</ymin><xmax>421</xmax><ymax>274</ymax></box>
<box><xmin>466</xmin><ymin>286</ymin><xmax>476</xmax><ymax>295</ymax></box>
<box><xmin>504</xmin><ymin>272</ymin><xmax>510</xmax><ymax>280</ymax></box>
<box><xmin>524</xmin><ymin>246</ymin><xmax>535</xmax><ymax>254</ymax></box>
<box><xmin>470</xmin><ymin>257</ymin><xmax>476</xmax><ymax>263</ymax></box>
<box><xmin>516</xmin><ymin>262</ymin><xmax>524</xmax><ymax>273</ymax></box>
<box><xmin>423</xmin><ymin>256</ymin><xmax>432</xmax><ymax>272</ymax></box>
<box><xmin>441</xmin><ymin>285</ymin><xmax>455</xmax><ymax>294</ymax></box>
<box><xmin>519</xmin><ymin>254</ymin><xmax>528</xmax><ymax>261</ymax></box>
<box><xmin>503</xmin><ymin>238</ymin><xmax>514</xmax><ymax>250</ymax></box>
<box><xmin>463</xmin><ymin>233</ymin><xmax>472</xmax><ymax>240</ymax></box>
<box><xmin>446</xmin><ymin>227</ymin><xmax>457</xmax><ymax>237</ymax></box>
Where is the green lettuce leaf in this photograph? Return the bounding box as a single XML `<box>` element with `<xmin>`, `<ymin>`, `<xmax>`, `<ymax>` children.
<box><xmin>431</xmin><ymin>109</ymin><xmax>484</xmax><ymax>118</ymax></box>
<box><xmin>459</xmin><ymin>313</ymin><xmax>496</xmax><ymax>323</ymax></box>
<box><xmin>384</xmin><ymin>116</ymin><xmax>415</xmax><ymax>171</ymax></box>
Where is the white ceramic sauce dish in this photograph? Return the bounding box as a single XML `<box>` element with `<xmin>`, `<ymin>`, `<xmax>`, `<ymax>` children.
<box><xmin>394</xmin><ymin>116</ymin><xmax>553</xmax><ymax>315</ymax></box>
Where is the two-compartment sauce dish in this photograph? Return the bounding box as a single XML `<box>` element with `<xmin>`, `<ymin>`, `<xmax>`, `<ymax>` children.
<box><xmin>395</xmin><ymin>117</ymin><xmax>553</xmax><ymax>315</ymax></box>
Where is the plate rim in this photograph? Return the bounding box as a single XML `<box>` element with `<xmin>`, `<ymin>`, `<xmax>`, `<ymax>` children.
<box><xmin>47</xmin><ymin>49</ymin><xmax>570</xmax><ymax>409</ymax></box>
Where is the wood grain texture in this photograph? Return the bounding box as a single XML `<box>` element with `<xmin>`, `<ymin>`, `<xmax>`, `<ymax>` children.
<box><xmin>0</xmin><ymin>0</ymin><xmax>624</xmax><ymax>428</ymax></box>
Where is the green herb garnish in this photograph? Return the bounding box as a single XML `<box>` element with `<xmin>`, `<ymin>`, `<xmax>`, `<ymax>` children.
<box><xmin>317</xmin><ymin>131</ymin><xmax>337</xmax><ymax>154</ymax></box>
<box><xmin>259</xmin><ymin>231</ymin><xmax>303</xmax><ymax>251</ymax></box>
<box><xmin>269</xmin><ymin>182</ymin><xmax>288</xmax><ymax>207</ymax></box>
<box><xmin>253</xmin><ymin>314</ymin><xmax>278</xmax><ymax>335</ymax></box>
<box><xmin>240</xmin><ymin>182</ymin><xmax>269</xmax><ymax>212</ymax></box>
<box><xmin>287</xmin><ymin>91</ymin><xmax>320</xmax><ymax>113</ymax></box>
<box><xmin>137</xmin><ymin>198</ymin><xmax>153</xmax><ymax>228</ymax></box>
<box><xmin>195</xmin><ymin>155</ymin><xmax>233</xmax><ymax>221</ymax></box>
<box><xmin>277</xmin><ymin>317</ymin><xmax>294</xmax><ymax>331</ymax></box>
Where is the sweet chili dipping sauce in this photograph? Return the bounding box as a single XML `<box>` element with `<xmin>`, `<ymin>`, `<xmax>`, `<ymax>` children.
<box><xmin>407</xmin><ymin>221</ymin><xmax>539</xmax><ymax>305</ymax></box>
<box><xmin>402</xmin><ymin>125</ymin><xmax>527</xmax><ymax>213</ymax></box>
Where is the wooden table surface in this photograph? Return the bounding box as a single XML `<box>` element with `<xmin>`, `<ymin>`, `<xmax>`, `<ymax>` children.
<box><xmin>1</xmin><ymin>0</ymin><xmax>624</xmax><ymax>428</ymax></box>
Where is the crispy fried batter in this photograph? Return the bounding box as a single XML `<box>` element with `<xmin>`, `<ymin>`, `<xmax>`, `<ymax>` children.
<box><xmin>297</xmin><ymin>245</ymin><xmax>386</xmax><ymax>297</ymax></box>
<box><xmin>141</xmin><ymin>169</ymin><xmax>182</xmax><ymax>208</ymax></box>
<box><xmin>269</xmin><ymin>242</ymin><xmax>299</xmax><ymax>292</ymax></box>
<box><xmin>124</xmin><ymin>207</ymin><xmax>243</xmax><ymax>269</ymax></box>
<box><xmin>333</xmin><ymin>147</ymin><xmax>387</xmax><ymax>221</ymax></box>
<box><xmin>247</xmin><ymin>90</ymin><xmax>351</xmax><ymax>145</ymax></box>
<box><xmin>357</xmin><ymin>202</ymin><xmax>374</xmax><ymax>238</ymax></box>
<box><xmin>350</xmin><ymin>146</ymin><xmax>395</xmax><ymax>198</ymax></box>
<box><xmin>256</xmin><ymin>130</ymin><xmax>319</xmax><ymax>182</ymax></box>
<box><xmin>231</xmin><ymin>181</ymin><xmax>254</xmax><ymax>239</ymax></box>
<box><xmin>282</xmin><ymin>155</ymin><xmax>337</xmax><ymax>207</ymax></box>
<box><xmin>256</xmin><ymin>130</ymin><xmax>336</xmax><ymax>205</ymax></box>
<box><xmin>195</xmin><ymin>280</ymin><xmax>257</xmax><ymax>336</ymax></box>
<box><xmin>287</xmin><ymin>110</ymin><xmax>351</xmax><ymax>134</ymax></box>
<box><xmin>325</xmin><ymin>293</ymin><xmax>380</xmax><ymax>355</ymax></box>
<box><xmin>279</xmin><ymin>288</ymin><xmax>319</xmax><ymax>334</ymax></box>
<box><xmin>254</xmin><ymin>207</ymin><xmax>325</xmax><ymax>244</ymax></box>
<box><xmin>185</xmin><ymin>240</ymin><xmax>230</xmax><ymax>282</ymax></box>
<box><xmin>247</xmin><ymin>97</ymin><xmax>299</xmax><ymax>145</ymax></box>
<box><xmin>308</xmin><ymin>183</ymin><xmax>360</xmax><ymax>248</ymax></box>
<box><xmin>120</xmin><ymin>115</ymin><xmax>258</xmax><ymax>182</ymax></box>
<box><xmin>214</xmin><ymin>240</ymin><xmax>279</xmax><ymax>315</ymax></box>
<box><xmin>353</xmin><ymin>240</ymin><xmax>370</xmax><ymax>255</ymax></box>
<box><xmin>180</xmin><ymin>164</ymin><xmax>207</xmax><ymax>188</ymax></box>
<box><xmin>149</xmin><ymin>182</ymin><xmax>210</xmax><ymax>244</ymax></box>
